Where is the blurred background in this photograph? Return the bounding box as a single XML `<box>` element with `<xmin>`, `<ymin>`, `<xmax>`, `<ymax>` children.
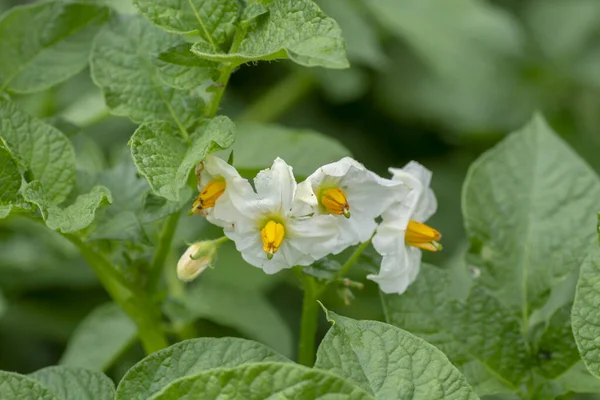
<box><xmin>2</xmin><ymin>0</ymin><xmax>600</xmax><ymax>392</ymax></box>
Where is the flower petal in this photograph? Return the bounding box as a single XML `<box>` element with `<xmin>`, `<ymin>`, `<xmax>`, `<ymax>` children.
<box><xmin>254</xmin><ymin>157</ymin><xmax>296</xmax><ymax>215</ymax></box>
<box><xmin>367</xmin><ymin>244</ymin><xmax>422</xmax><ymax>294</ymax></box>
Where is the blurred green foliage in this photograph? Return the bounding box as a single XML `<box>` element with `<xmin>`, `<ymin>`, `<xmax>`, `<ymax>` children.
<box><xmin>2</xmin><ymin>1</ymin><xmax>600</xmax><ymax>398</ymax></box>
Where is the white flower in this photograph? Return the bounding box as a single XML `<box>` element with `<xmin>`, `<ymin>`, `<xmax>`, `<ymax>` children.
<box><xmin>224</xmin><ymin>158</ymin><xmax>338</xmax><ymax>274</ymax></box>
<box><xmin>192</xmin><ymin>155</ymin><xmax>255</xmax><ymax>228</ymax></box>
<box><xmin>177</xmin><ymin>241</ymin><xmax>217</xmax><ymax>282</ymax></box>
<box><xmin>294</xmin><ymin>157</ymin><xmax>405</xmax><ymax>254</ymax></box>
<box><xmin>370</xmin><ymin>161</ymin><xmax>440</xmax><ymax>294</ymax></box>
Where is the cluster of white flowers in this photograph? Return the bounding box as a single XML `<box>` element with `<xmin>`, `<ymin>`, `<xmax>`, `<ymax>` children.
<box><xmin>180</xmin><ymin>155</ymin><xmax>441</xmax><ymax>295</ymax></box>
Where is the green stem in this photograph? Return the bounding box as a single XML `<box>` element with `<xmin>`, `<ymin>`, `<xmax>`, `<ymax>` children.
<box><xmin>332</xmin><ymin>238</ymin><xmax>371</xmax><ymax>285</ymax></box>
<box><xmin>148</xmin><ymin>211</ymin><xmax>180</xmax><ymax>292</ymax></box>
<box><xmin>67</xmin><ymin>236</ymin><xmax>168</xmax><ymax>354</ymax></box>
<box><xmin>295</xmin><ymin>267</ymin><xmax>320</xmax><ymax>367</ymax></box>
<box><xmin>236</xmin><ymin>71</ymin><xmax>316</xmax><ymax>123</ymax></box>
<box><xmin>203</xmin><ymin>28</ymin><xmax>245</xmax><ymax>119</ymax></box>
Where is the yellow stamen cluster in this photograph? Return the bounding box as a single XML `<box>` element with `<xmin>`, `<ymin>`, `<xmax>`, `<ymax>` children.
<box><xmin>191</xmin><ymin>179</ymin><xmax>226</xmax><ymax>214</ymax></box>
<box><xmin>321</xmin><ymin>188</ymin><xmax>351</xmax><ymax>218</ymax></box>
<box><xmin>405</xmin><ymin>220</ymin><xmax>442</xmax><ymax>252</ymax></box>
<box><xmin>261</xmin><ymin>220</ymin><xmax>285</xmax><ymax>259</ymax></box>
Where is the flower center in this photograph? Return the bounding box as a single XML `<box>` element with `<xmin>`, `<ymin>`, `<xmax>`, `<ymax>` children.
<box><xmin>261</xmin><ymin>220</ymin><xmax>285</xmax><ymax>260</ymax></box>
<box><xmin>405</xmin><ymin>220</ymin><xmax>442</xmax><ymax>252</ymax></box>
<box><xmin>321</xmin><ymin>188</ymin><xmax>351</xmax><ymax>218</ymax></box>
<box><xmin>192</xmin><ymin>179</ymin><xmax>226</xmax><ymax>214</ymax></box>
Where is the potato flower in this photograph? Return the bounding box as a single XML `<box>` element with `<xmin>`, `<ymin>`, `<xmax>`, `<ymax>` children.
<box><xmin>370</xmin><ymin>161</ymin><xmax>440</xmax><ymax>294</ymax></box>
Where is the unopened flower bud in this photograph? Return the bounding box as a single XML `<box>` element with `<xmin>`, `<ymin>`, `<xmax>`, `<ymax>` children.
<box><xmin>177</xmin><ymin>241</ymin><xmax>217</xmax><ymax>282</ymax></box>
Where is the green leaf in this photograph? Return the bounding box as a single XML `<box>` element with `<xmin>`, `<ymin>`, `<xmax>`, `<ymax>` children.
<box><xmin>28</xmin><ymin>366</ymin><xmax>115</xmax><ymax>400</ymax></box>
<box><xmin>91</xmin><ymin>14</ymin><xmax>204</xmax><ymax>126</ymax></box>
<box><xmin>115</xmin><ymin>337</ymin><xmax>290</xmax><ymax>400</ymax></box>
<box><xmin>165</xmin><ymin>281</ymin><xmax>293</xmax><ymax>357</ymax></box>
<box><xmin>0</xmin><ymin>2</ymin><xmax>109</xmax><ymax>93</ymax></box>
<box><xmin>154</xmin><ymin>43</ymin><xmax>218</xmax><ymax>90</ymax></box>
<box><xmin>463</xmin><ymin>115</ymin><xmax>600</xmax><ymax>317</ymax></box>
<box><xmin>316</xmin><ymin>309</ymin><xmax>478</xmax><ymax>400</ymax></box>
<box><xmin>150</xmin><ymin>362</ymin><xmax>373</xmax><ymax>399</ymax></box>
<box><xmin>0</xmin><ymin>146</ymin><xmax>23</xmax><ymax>218</ymax></box>
<box><xmin>382</xmin><ymin>264</ymin><xmax>529</xmax><ymax>396</ymax></box>
<box><xmin>0</xmin><ymin>98</ymin><xmax>75</xmax><ymax>204</ymax></box>
<box><xmin>233</xmin><ymin>123</ymin><xmax>351</xmax><ymax>179</ymax></box>
<box><xmin>22</xmin><ymin>182</ymin><xmax>112</xmax><ymax>233</ymax></box>
<box><xmin>191</xmin><ymin>0</ymin><xmax>349</xmax><ymax>69</ymax></box>
<box><xmin>60</xmin><ymin>303</ymin><xmax>137</xmax><ymax>371</ymax></box>
<box><xmin>0</xmin><ymin>371</ymin><xmax>60</xmax><ymax>400</ymax></box>
<box><xmin>84</xmin><ymin>151</ymin><xmax>150</xmax><ymax>242</ymax></box>
<box><xmin>572</xmin><ymin>245</ymin><xmax>600</xmax><ymax>378</ymax></box>
<box><xmin>533</xmin><ymin>362</ymin><xmax>600</xmax><ymax>399</ymax></box>
<box><xmin>317</xmin><ymin>0</ymin><xmax>386</xmax><ymax>68</ymax></box>
<box><xmin>130</xmin><ymin>117</ymin><xmax>235</xmax><ymax>201</ymax></box>
<box><xmin>134</xmin><ymin>0</ymin><xmax>239</xmax><ymax>49</ymax></box>
<box><xmin>535</xmin><ymin>304</ymin><xmax>580</xmax><ymax>379</ymax></box>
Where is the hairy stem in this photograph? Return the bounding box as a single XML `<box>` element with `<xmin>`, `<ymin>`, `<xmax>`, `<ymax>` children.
<box><xmin>295</xmin><ymin>267</ymin><xmax>320</xmax><ymax>366</ymax></box>
<box><xmin>148</xmin><ymin>211</ymin><xmax>180</xmax><ymax>292</ymax></box>
<box><xmin>67</xmin><ymin>236</ymin><xmax>169</xmax><ymax>354</ymax></box>
<box><xmin>237</xmin><ymin>71</ymin><xmax>316</xmax><ymax>123</ymax></box>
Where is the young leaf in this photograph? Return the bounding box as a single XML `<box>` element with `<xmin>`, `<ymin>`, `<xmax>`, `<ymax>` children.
<box><xmin>130</xmin><ymin>117</ymin><xmax>235</xmax><ymax>201</ymax></box>
<box><xmin>22</xmin><ymin>182</ymin><xmax>112</xmax><ymax>233</ymax></box>
<box><xmin>150</xmin><ymin>362</ymin><xmax>373</xmax><ymax>399</ymax></box>
<box><xmin>316</xmin><ymin>309</ymin><xmax>478</xmax><ymax>400</ymax></box>
<box><xmin>0</xmin><ymin>2</ymin><xmax>109</xmax><ymax>93</ymax></box>
<box><xmin>164</xmin><ymin>281</ymin><xmax>293</xmax><ymax>357</ymax></box>
<box><xmin>463</xmin><ymin>115</ymin><xmax>600</xmax><ymax>318</ymax></box>
<box><xmin>28</xmin><ymin>366</ymin><xmax>115</xmax><ymax>400</ymax></box>
<box><xmin>0</xmin><ymin>146</ymin><xmax>23</xmax><ymax>218</ymax></box>
<box><xmin>154</xmin><ymin>43</ymin><xmax>218</xmax><ymax>90</ymax></box>
<box><xmin>134</xmin><ymin>0</ymin><xmax>239</xmax><ymax>49</ymax></box>
<box><xmin>572</xmin><ymin>245</ymin><xmax>600</xmax><ymax>378</ymax></box>
<box><xmin>0</xmin><ymin>371</ymin><xmax>60</xmax><ymax>400</ymax></box>
<box><xmin>115</xmin><ymin>337</ymin><xmax>290</xmax><ymax>400</ymax></box>
<box><xmin>191</xmin><ymin>0</ymin><xmax>349</xmax><ymax>69</ymax></box>
<box><xmin>381</xmin><ymin>264</ymin><xmax>529</xmax><ymax>396</ymax></box>
<box><xmin>0</xmin><ymin>98</ymin><xmax>75</xmax><ymax>204</ymax></box>
<box><xmin>91</xmin><ymin>14</ymin><xmax>204</xmax><ymax>126</ymax></box>
<box><xmin>232</xmin><ymin>123</ymin><xmax>351</xmax><ymax>179</ymax></box>
<box><xmin>60</xmin><ymin>303</ymin><xmax>137</xmax><ymax>372</ymax></box>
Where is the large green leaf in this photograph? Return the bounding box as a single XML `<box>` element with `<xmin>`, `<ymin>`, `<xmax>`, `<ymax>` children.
<box><xmin>0</xmin><ymin>146</ymin><xmax>22</xmax><ymax>218</ymax></box>
<box><xmin>572</xmin><ymin>245</ymin><xmax>600</xmax><ymax>378</ymax></box>
<box><xmin>316</xmin><ymin>309</ymin><xmax>478</xmax><ymax>400</ymax></box>
<box><xmin>150</xmin><ymin>362</ymin><xmax>372</xmax><ymax>399</ymax></box>
<box><xmin>0</xmin><ymin>98</ymin><xmax>75</xmax><ymax>204</ymax></box>
<box><xmin>91</xmin><ymin>14</ymin><xmax>204</xmax><ymax>126</ymax></box>
<box><xmin>535</xmin><ymin>304</ymin><xmax>580</xmax><ymax>379</ymax></box>
<box><xmin>130</xmin><ymin>117</ymin><xmax>235</xmax><ymax>201</ymax></box>
<box><xmin>233</xmin><ymin>123</ymin><xmax>351</xmax><ymax>179</ymax></box>
<box><xmin>533</xmin><ymin>362</ymin><xmax>600</xmax><ymax>398</ymax></box>
<box><xmin>382</xmin><ymin>264</ymin><xmax>529</xmax><ymax>396</ymax></box>
<box><xmin>28</xmin><ymin>366</ymin><xmax>115</xmax><ymax>400</ymax></box>
<box><xmin>165</xmin><ymin>281</ymin><xmax>293</xmax><ymax>357</ymax></box>
<box><xmin>463</xmin><ymin>115</ymin><xmax>600</xmax><ymax>319</ymax></box>
<box><xmin>191</xmin><ymin>0</ymin><xmax>349</xmax><ymax>69</ymax></box>
<box><xmin>115</xmin><ymin>337</ymin><xmax>290</xmax><ymax>400</ymax></box>
<box><xmin>22</xmin><ymin>182</ymin><xmax>112</xmax><ymax>233</ymax></box>
<box><xmin>60</xmin><ymin>303</ymin><xmax>137</xmax><ymax>371</ymax></box>
<box><xmin>0</xmin><ymin>2</ymin><xmax>109</xmax><ymax>93</ymax></box>
<box><xmin>134</xmin><ymin>0</ymin><xmax>239</xmax><ymax>49</ymax></box>
<box><xmin>0</xmin><ymin>371</ymin><xmax>60</xmax><ymax>400</ymax></box>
